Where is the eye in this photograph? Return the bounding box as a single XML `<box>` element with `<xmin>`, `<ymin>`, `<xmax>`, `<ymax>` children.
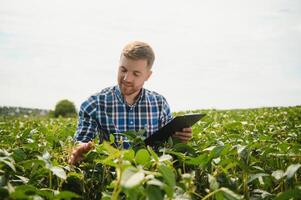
<box><xmin>120</xmin><ymin>68</ymin><xmax>127</xmax><ymax>73</ymax></box>
<box><xmin>134</xmin><ymin>72</ymin><xmax>140</xmax><ymax>77</ymax></box>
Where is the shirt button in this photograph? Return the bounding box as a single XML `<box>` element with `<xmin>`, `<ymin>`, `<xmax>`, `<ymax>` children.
<box><xmin>130</xmin><ymin>121</ymin><xmax>133</xmax><ymax>124</ymax></box>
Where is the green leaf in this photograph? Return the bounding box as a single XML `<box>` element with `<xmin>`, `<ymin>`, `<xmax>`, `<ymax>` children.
<box><xmin>121</xmin><ymin>131</ymin><xmax>136</xmax><ymax>139</ymax></box>
<box><xmin>135</xmin><ymin>149</ymin><xmax>151</xmax><ymax>165</ymax></box>
<box><xmin>50</xmin><ymin>166</ymin><xmax>67</xmax><ymax>180</ymax></box>
<box><xmin>54</xmin><ymin>191</ymin><xmax>80</xmax><ymax>200</ymax></box>
<box><xmin>97</xmin><ymin>158</ymin><xmax>117</xmax><ymax>167</ymax></box>
<box><xmin>100</xmin><ymin>142</ymin><xmax>121</xmax><ymax>166</ymax></box>
<box><xmin>109</xmin><ymin>134</ymin><xmax>115</xmax><ymax>143</ymax></box>
<box><xmin>185</xmin><ymin>154</ymin><xmax>209</xmax><ymax>166</ymax></box>
<box><xmin>215</xmin><ymin>191</ymin><xmax>224</xmax><ymax>200</ymax></box>
<box><xmin>220</xmin><ymin>187</ymin><xmax>243</xmax><ymax>200</ymax></box>
<box><xmin>15</xmin><ymin>175</ymin><xmax>29</xmax><ymax>184</ymax></box>
<box><xmin>10</xmin><ymin>185</ymin><xmax>38</xmax><ymax>199</ymax></box>
<box><xmin>120</xmin><ymin>167</ymin><xmax>145</xmax><ymax>189</ymax></box>
<box><xmin>274</xmin><ymin>187</ymin><xmax>301</xmax><ymax>200</ymax></box>
<box><xmin>236</xmin><ymin>145</ymin><xmax>247</xmax><ymax>156</ymax></box>
<box><xmin>0</xmin><ymin>158</ymin><xmax>16</xmax><ymax>172</ymax></box>
<box><xmin>146</xmin><ymin>185</ymin><xmax>164</xmax><ymax>200</ymax></box>
<box><xmin>272</xmin><ymin>170</ymin><xmax>285</xmax><ymax>181</ymax></box>
<box><xmin>173</xmin><ymin>143</ymin><xmax>196</xmax><ymax>156</ymax></box>
<box><xmin>102</xmin><ymin>141</ymin><xmax>119</xmax><ymax>155</ymax></box>
<box><xmin>12</xmin><ymin>148</ymin><xmax>27</xmax><ymax>162</ymax></box>
<box><xmin>147</xmin><ymin>179</ymin><xmax>164</xmax><ymax>187</ymax></box>
<box><xmin>158</xmin><ymin>165</ymin><xmax>175</xmax><ymax>188</ymax></box>
<box><xmin>147</xmin><ymin>146</ymin><xmax>159</xmax><ymax>162</ymax></box>
<box><xmin>37</xmin><ymin>189</ymin><xmax>56</xmax><ymax>199</ymax></box>
<box><xmin>209</xmin><ymin>145</ymin><xmax>225</xmax><ymax>159</ymax></box>
<box><xmin>162</xmin><ymin>183</ymin><xmax>173</xmax><ymax>198</ymax></box>
<box><xmin>101</xmin><ymin>191</ymin><xmax>112</xmax><ymax>200</ymax></box>
<box><xmin>247</xmin><ymin>173</ymin><xmax>269</xmax><ymax>184</ymax></box>
<box><xmin>37</xmin><ymin>151</ymin><xmax>52</xmax><ymax>169</ymax></box>
<box><xmin>19</xmin><ymin>159</ymin><xmax>45</xmax><ymax>170</ymax></box>
<box><xmin>0</xmin><ymin>149</ymin><xmax>11</xmax><ymax>157</ymax></box>
<box><xmin>42</xmin><ymin>151</ymin><xmax>51</xmax><ymax>160</ymax></box>
<box><xmin>124</xmin><ymin>149</ymin><xmax>135</xmax><ymax>161</ymax></box>
<box><xmin>85</xmin><ymin>150</ymin><xmax>100</xmax><ymax>162</ymax></box>
<box><xmin>0</xmin><ymin>188</ymin><xmax>9</xmax><ymax>199</ymax></box>
<box><xmin>252</xmin><ymin>189</ymin><xmax>273</xmax><ymax>199</ymax></box>
<box><xmin>208</xmin><ymin>174</ymin><xmax>219</xmax><ymax>190</ymax></box>
<box><xmin>63</xmin><ymin>172</ymin><xmax>84</xmax><ymax>194</ymax></box>
<box><xmin>284</xmin><ymin>164</ymin><xmax>301</xmax><ymax>180</ymax></box>
<box><xmin>158</xmin><ymin>154</ymin><xmax>173</xmax><ymax>163</ymax></box>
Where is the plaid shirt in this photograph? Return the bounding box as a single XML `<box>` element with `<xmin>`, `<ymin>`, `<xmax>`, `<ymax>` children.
<box><xmin>74</xmin><ymin>85</ymin><xmax>172</xmax><ymax>148</ymax></box>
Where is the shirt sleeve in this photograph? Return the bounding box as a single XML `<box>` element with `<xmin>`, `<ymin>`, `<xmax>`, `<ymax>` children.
<box><xmin>159</xmin><ymin>96</ymin><xmax>173</xmax><ymax>127</ymax></box>
<box><xmin>74</xmin><ymin>97</ymin><xmax>99</xmax><ymax>143</ymax></box>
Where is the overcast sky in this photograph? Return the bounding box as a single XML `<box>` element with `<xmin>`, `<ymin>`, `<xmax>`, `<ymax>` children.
<box><xmin>0</xmin><ymin>0</ymin><xmax>300</xmax><ymax>111</ymax></box>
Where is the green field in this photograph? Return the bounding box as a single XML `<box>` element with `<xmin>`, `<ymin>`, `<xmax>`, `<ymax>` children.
<box><xmin>0</xmin><ymin>106</ymin><xmax>300</xmax><ymax>200</ymax></box>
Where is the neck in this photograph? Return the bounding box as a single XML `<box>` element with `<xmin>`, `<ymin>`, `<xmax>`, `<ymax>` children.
<box><xmin>124</xmin><ymin>89</ymin><xmax>141</xmax><ymax>105</ymax></box>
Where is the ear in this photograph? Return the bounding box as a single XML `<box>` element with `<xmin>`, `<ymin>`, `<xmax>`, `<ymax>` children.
<box><xmin>145</xmin><ymin>70</ymin><xmax>152</xmax><ymax>81</ymax></box>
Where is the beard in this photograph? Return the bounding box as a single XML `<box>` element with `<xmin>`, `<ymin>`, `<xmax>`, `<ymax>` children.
<box><xmin>120</xmin><ymin>82</ymin><xmax>141</xmax><ymax>96</ymax></box>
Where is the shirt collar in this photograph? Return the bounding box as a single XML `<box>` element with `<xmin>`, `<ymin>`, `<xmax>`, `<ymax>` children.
<box><xmin>114</xmin><ymin>85</ymin><xmax>145</xmax><ymax>107</ymax></box>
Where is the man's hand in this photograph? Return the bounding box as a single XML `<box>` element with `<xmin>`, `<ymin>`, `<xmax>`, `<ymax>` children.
<box><xmin>173</xmin><ymin>127</ymin><xmax>192</xmax><ymax>143</ymax></box>
<box><xmin>68</xmin><ymin>141</ymin><xmax>94</xmax><ymax>165</ymax></box>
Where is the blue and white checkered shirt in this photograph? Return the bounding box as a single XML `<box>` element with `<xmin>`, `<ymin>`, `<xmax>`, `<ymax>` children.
<box><xmin>74</xmin><ymin>85</ymin><xmax>172</xmax><ymax>148</ymax></box>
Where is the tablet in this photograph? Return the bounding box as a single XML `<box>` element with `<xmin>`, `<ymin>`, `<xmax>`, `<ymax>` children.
<box><xmin>144</xmin><ymin>113</ymin><xmax>206</xmax><ymax>146</ymax></box>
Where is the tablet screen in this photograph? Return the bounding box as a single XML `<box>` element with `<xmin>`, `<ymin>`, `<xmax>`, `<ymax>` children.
<box><xmin>144</xmin><ymin>113</ymin><xmax>206</xmax><ymax>146</ymax></box>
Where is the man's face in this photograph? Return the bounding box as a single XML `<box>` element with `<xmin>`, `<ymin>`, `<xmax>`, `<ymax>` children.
<box><xmin>117</xmin><ymin>55</ymin><xmax>152</xmax><ymax>97</ymax></box>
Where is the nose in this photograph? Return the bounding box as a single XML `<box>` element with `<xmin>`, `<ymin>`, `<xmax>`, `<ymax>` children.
<box><xmin>123</xmin><ymin>72</ymin><xmax>133</xmax><ymax>82</ymax></box>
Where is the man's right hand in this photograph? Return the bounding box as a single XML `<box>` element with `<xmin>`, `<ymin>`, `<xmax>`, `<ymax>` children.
<box><xmin>68</xmin><ymin>141</ymin><xmax>94</xmax><ymax>165</ymax></box>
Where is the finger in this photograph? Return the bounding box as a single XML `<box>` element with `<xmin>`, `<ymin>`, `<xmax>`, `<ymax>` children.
<box><xmin>71</xmin><ymin>146</ymin><xmax>82</xmax><ymax>159</ymax></box>
<box><xmin>173</xmin><ymin>133</ymin><xmax>191</xmax><ymax>141</ymax></box>
<box><xmin>174</xmin><ymin>132</ymin><xmax>192</xmax><ymax>141</ymax></box>
<box><xmin>68</xmin><ymin>145</ymin><xmax>86</xmax><ymax>165</ymax></box>
<box><xmin>174</xmin><ymin>134</ymin><xmax>191</xmax><ymax>140</ymax></box>
<box><xmin>69</xmin><ymin>150</ymin><xmax>79</xmax><ymax>165</ymax></box>
<box><xmin>84</xmin><ymin>141</ymin><xmax>94</xmax><ymax>151</ymax></box>
<box><xmin>182</xmin><ymin>127</ymin><xmax>192</xmax><ymax>132</ymax></box>
<box><xmin>69</xmin><ymin>154</ymin><xmax>84</xmax><ymax>165</ymax></box>
<box><xmin>77</xmin><ymin>156</ymin><xmax>84</xmax><ymax>163</ymax></box>
<box><xmin>69</xmin><ymin>147</ymin><xmax>85</xmax><ymax>164</ymax></box>
<box><xmin>75</xmin><ymin>142</ymin><xmax>93</xmax><ymax>155</ymax></box>
<box><xmin>68</xmin><ymin>154</ymin><xmax>76</xmax><ymax>165</ymax></box>
<box><xmin>79</xmin><ymin>142</ymin><xmax>94</xmax><ymax>154</ymax></box>
<box><xmin>175</xmin><ymin>132</ymin><xmax>192</xmax><ymax>138</ymax></box>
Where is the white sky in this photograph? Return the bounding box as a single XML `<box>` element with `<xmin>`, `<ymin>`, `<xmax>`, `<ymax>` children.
<box><xmin>0</xmin><ymin>0</ymin><xmax>300</xmax><ymax>111</ymax></box>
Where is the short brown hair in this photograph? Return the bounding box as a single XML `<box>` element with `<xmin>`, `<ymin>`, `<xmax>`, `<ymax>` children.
<box><xmin>121</xmin><ymin>41</ymin><xmax>155</xmax><ymax>68</ymax></box>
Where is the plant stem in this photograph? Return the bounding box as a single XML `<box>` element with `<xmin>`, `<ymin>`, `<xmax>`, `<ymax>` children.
<box><xmin>49</xmin><ymin>171</ymin><xmax>52</xmax><ymax>189</ymax></box>
<box><xmin>243</xmin><ymin>172</ymin><xmax>249</xmax><ymax>200</ymax></box>
<box><xmin>111</xmin><ymin>156</ymin><xmax>122</xmax><ymax>200</ymax></box>
<box><xmin>192</xmin><ymin>191</ymin><xmax>203</xmax><ymax>199</ymax></box>
<box><xmin>201</xmin><ymin>189</ymin><xmax>221</xmax><ymax>200</ymax></box>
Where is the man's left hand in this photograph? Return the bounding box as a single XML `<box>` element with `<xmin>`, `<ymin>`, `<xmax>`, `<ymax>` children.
<box><xmin>173</xmin><ymin>127</ymin><xmax>192</xmax><ymax>143</ymax></box>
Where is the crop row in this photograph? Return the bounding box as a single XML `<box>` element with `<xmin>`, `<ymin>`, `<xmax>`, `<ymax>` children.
<box><xmin>0</xmin><ymin>106</ymin><xmax>300</xmax><ymax>199</ymax></box>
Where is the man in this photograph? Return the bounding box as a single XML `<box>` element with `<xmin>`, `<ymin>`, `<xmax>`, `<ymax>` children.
<box><xmin>69</xmin><ymin>41</ymin><xmax>192</xmax><ymax>165</ymax></box>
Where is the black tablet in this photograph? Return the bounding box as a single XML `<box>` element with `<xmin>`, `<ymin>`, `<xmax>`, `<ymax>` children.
<box><xmin>144</xmin><ymin>113</ymin><xmax>206</xmax><ymax>146</ymax></box>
